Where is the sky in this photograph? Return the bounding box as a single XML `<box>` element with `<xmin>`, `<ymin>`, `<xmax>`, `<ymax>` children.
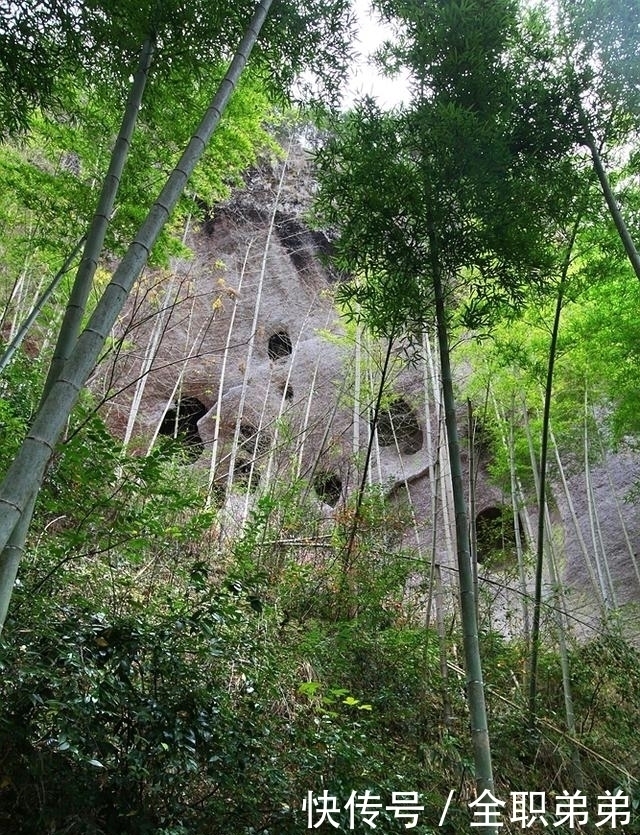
<box><xmin>342</xmin><ymin>0</ymin><xmax>411</xmax><ymax>109</ymax></box>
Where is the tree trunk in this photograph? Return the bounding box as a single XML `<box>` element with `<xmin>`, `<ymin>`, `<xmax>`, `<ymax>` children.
<box><xmin>0</xmin><ymin>0</ymin><xmax>274</xmax><ymax>631</ymax></box>
<box><xmin>43</xmin><ymin>36</ymin><xmax>156</xmax><ymax>398</ymax></box>
<box><xmin>583</xmin><ymin>390</ymin><xmax>617</xmax><ymax>609</ymax></box>
<box><xmin>0</xmin><ymin>236</ymin><xmax>86</xmax><ymax>376</ymax></box>
<box><xmin>490</xmin><ymin>392</ymin><xmax>531</xmax><ymax>646</ymax></box>
<box><xmin>0</xmin><ymin>38</ymin><xmax>156</xmax><ymax>632</ymax></box>
<box><xmin>206</xmin><ymin>242</ymin><xmax>252</xmax><ymax>505</ymax></box>
<box><xmin>524</xmin><ymin>414</ymin><xmax>582</xmax><ymax>788</ymax></box>
<box><xmin>430</xmin><ymin>226</ymin><xmax>496</xmax><ymax>816</ymax></box>
<box><xmin>343</xmin><ymin>335</ymin><xmax>395</xmax><ymax>563</ymax></box>
<box><xmin>585</xmin><ymin>133</ymin><xmax>640</xmax><ymax>283</ymax></box>
<box><xmin>467</xmin><ymin>399</ymin><xmax>479</xmax><ymax>624</ymax></box>
<box><xmin>550</xmin><ymin>427</ymin><xmax>604</xmax><ymax>608</ymax></box>
<box><xmin>528</xmin><ymin>215</ymin><xmax>580</xmax><ymax>726</ymax></box>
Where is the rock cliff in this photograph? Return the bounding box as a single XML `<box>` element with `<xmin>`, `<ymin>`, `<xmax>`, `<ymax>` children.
<box><xmin>99</xmin><ymin>135</ymin><xmax>640</xmax><ymax>639</ymax></box>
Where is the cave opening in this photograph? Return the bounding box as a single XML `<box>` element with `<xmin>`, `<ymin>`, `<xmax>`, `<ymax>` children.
<box><xmin>475</xmin><ymin>505</ymin><xmax>524</xmax><ymax>565</ymax></box>
<box><xmin>158</xmin><ymin>396</ymin><xmax>207</xmax><ymax>462</ymax></box>
<box><xmin>268</xmin><ymin>330</ymin><xmax>292</xmax><ymax>360</ymax></box>
<box><xmin>374</xmin><ymin>398</ymin><xmax>423</xmax><ymax>455</ymax></box>
<box><xmin>313</xmin><ymin>471</ymin><xmax>343</xmax><ymax>507</ymax></box>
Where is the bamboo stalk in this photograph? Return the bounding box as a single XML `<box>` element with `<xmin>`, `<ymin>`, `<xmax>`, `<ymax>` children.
<box><xmin>0</xmin><ymin>36</ymin><xmax>157</xmax><ymax>632</ymax></box>
<box><xmin>366</xmin><ymin>335</ymin><xmax>384</xmax><ymax>487</ymax></box>
<box><xmin>549</xmin><ymin>426</ymin><xmax>605</xmax><ymax>612</ymax></box>
<box><xmin>528</xmin><ymin>212</ymin><xmax>582</xmax><ymax>728</ymax></box>
<box><xmin>420</xmin><ymin>337</ymin><xmax>451</xmax><ymax>721</ymax></box>
<box><xmin>295</xmin><ymin>311</ymin><xmax>333</xmax><ymax>481</ymax></box>
<box><xmin>523</xmin><ymin>407</ymin><xmax>583</xmax><ymax>787</ymax></box>
<box><xmin>421</xmin><ymin>332</ymin><xmax>439</xmax><ymax>633</ymax></box>
<box><xmin>122</xmin><ymin>278</ymin><xmax>177</xmax><ymax>451</ymax></box>
<box><xmin>591</xmin><ymin>417</ymin><xmax>640</xmax><ymax>594</ymax></box>
<box><xmin>0</xmin><ymin>0</ymin><xmax>276</xmax><ymax>629</ymax></box>
<box><xmin>583</xmin><ymin>389</ymin><xmax>616</xmax><ymax>609</ymax></box>
<box><xmin>205</xmin><ymin>241</ymin><xmax>253</xmax><ymax>507</ymax></box>
<box><xmin>0</xmin><ymin>236</ymin><xmax>86</xmax><ymax>375</ymax></box>
<box><xmin>262</xmin><ymin>294</ymin><xmax>317</xmax><ymax>492</ymax></box>
<box><xmin>353</xmin><ymin>319</ymin><xmax>362</xmax><ymax>462</ymax></box>
<box><xmin>491</xmin><ymin>390</ymin><xmax>532</xmax><ymax>645</ymax></box>
<box><xmin>388</xmin><ymin>392</ymin><xmax>423</xmax><ymax>556</ymax></box>
<box><xmin>171</xmin><ymin>295</ymin><xmax>198</xmax><ymax>435</ymax></box>
<box><xmin>6</xmin><ymin>265</ymin><xmax>28</xmax><ymax>343</ymax></box>
<box><xmin>224</xmin><ymin>144</ymin><xmax>291</xmax><ymax>500</ymax></box>
<box><xmin>425</xmin><ymin>333</ymin><xmax>456</xmax><ymax>591</ymax></box>
<box><xmin>429</xmin><ymin>213</ymin><xmax>496</xmax><ymax>804</ymax></box>
<box><xmin>44</xmin><ymin>35</ymin><xmax>156</xmax><ymax>398</ymax></box>
<box><xmin>435</xmin><ymin>563</ymin><xmax>452</xmax><ymax>726</ymax></box>
<box><xmin>242</xmin><ymin>365</ymin><xmax>274</xmax><ymax>516</ymax></box>
<box><xmin>343</xmin><ymin>336</ymin><xmax>395</xmax><ymax>561</ymax></box>
<box><xmin>584</xmin><ymin>131</ymin><xmax>640</xmax><ymax>283</ymax></box>
<box><xmin>146</xmin><ymin>307</ymin><xmax>216</xmax><ymax>456</ymax></box>
<box><xmin>468</xmin><ymin>399</ymin><xmax>479</xmax><ymax>624</ymax></box>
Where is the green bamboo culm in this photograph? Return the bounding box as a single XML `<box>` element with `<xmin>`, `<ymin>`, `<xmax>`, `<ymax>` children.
<box><xmin>0</xmin><ymin>36</ymin><xmax>156</xmax><ymax>634</ymax></box>
<box><xmin>0</xmin><ymin>0</ymin><xmax>275</xmax><ymax>631</ymax></box>
<box><xmin>430</xmin><ymin>224</ymin><xmax>497</xmax><ymax>828</ymax></box>
<box><xmin>42</xmin><ymin>36</ymin><xmax>156</xmax><ymax>400</ymax></box>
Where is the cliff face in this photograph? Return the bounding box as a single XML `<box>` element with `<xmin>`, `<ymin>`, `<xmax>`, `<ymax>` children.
<box><xmin>559</xmin><ymin>453</ymin><xmax>640</xmax><ymax>619</ymax></box>
<box><xmin>99</xmin><ymin>136</ymin><xmax>640</xmax><ymax>638</ymax></box>
<box><xmin>101</xmin><ymin>142</ymin><xmax>352</xmax><ymax>495</ymax></box>
<box><xmin>101</xmin><ymin>139</ymin><xmax>441</xmax><ymax>494</ymax></box>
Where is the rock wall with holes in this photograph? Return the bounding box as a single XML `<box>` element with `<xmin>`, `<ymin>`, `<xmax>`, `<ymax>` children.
<box><xmin>101</xmin><ymin>140</ymin><xmax>356</xmax><ymax>502</ymax></box>
<box><xmin>99</xmin><ymin>135</ymin><xmax>640</xmax><ymax>638</ymax></box>
<box><xmin>100</xmin><ymin>139</ymin><xmax>441</xmax><ymax>507</ymax></box>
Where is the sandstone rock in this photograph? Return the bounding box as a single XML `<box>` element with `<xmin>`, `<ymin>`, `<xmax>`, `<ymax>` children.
<box><xmin>98</xmin><ymin>135</ymin><xmax>640</xmax><ymax>638</ymax></box>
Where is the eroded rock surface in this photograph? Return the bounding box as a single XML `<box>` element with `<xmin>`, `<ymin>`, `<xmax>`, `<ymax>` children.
<box><xmin>99</xmin><ymin>136</ymin><xmax>640</xmax><ymax>637</ymax></box>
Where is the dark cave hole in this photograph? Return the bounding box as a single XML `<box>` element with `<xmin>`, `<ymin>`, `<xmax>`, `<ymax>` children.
<box><xmin>374</xmin><ymin>398</ymin><xmax>423</xmax><ymax>455</ymax></box>
<box><xmin>158</xmin><ymin>396</ymin><xmax>206</xmax><ymax>462</ymax></box>
<box><xmin>475</xmin><ymin>505</ymin><xmax>523</xmax><ymax>565</ymax></box>
<box><xmin>268</xmin><ymin>330</ymin><xmax>293</xmax><ymax>361</ymax></box>
<box><xmin>313</xmin><ymin>471</ymin><xmax>343</xmax><ymax>507</ymax></box>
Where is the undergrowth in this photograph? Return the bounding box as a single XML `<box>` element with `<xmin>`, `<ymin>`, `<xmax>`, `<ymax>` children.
<box><xmin>0</xmin><ymin>366</ymin><xmax>639</xmax><ymax>834</ymax></box>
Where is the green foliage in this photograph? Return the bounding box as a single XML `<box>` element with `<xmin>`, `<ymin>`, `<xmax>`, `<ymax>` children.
<box><xmin>314</xmin><ymin>101</ymin><xmax>431</xmax><ymax>339</ymax></box>
<box><xmin>0</xmin><ymin>450</ymin><xmax>426</xmax><ymax>833</ymax></box>
<box><xmin>0</xmin><ymin>589</ymin><xmax>277</xmax><ymax>833</ymax></box>
<box><xmin>458</xmin><ymin>196</ymin><xmax>640</xmax><ymax>461</ymax></box>
<box><xmin>0</xmin><ymin>0</ymin><xmax>354</xmax><ymax>138</ymax></box>
<box><xmin>557</xmin><ymin>0</ymin><xmax>640</xmax><ymax>139</ymax></box>
<box><xmin>557</xmin><ymin>271</ymin><xmax>640</xmax><ymax>443</ymax></box>
<box><xmin>0</xmin><ymin>71</ymin><xmax>275</xmax><ymax>273</ymax></box>
<box><xmin>0</xmin><ymin>347</ymin><xmax>43</xmax><ymax>467</ymax></box>
<box><xmin>0</xmin><ymin>0</ymin><xmax>355</xmax><ymax>382</ymax></box>
<box><xmin>0</xmin><ymin>141</ymin><xmax>88</xmax><ymax>303</ymax></box>
<box><xmin>0</xmin><ymin>393</ymin><xmax>639</xmax><ymax>832</ymax></box>
<box><xmin>2</xmin><ymin>1</ymin><xmax>640</xmax><ymax>831</ymax></box>
<box><xmin>313</xmin><ymin>0</ymin><xmax>583</xmax><ymax>345</ymax></box>
<box><xmin>0</xmin><ymin>1</ymin><xmax>83</xmax><ymax>137</ymax></box>
<box><xmin>314</xmin><ymin>0</ymin><xmax>595</xmax><ymax>801</ymax></box>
